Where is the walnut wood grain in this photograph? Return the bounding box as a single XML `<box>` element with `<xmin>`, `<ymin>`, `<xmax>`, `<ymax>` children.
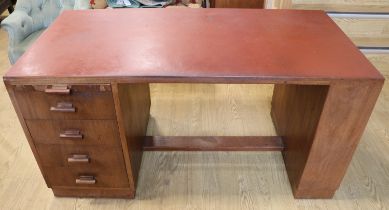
<box><xmin>35</xmin><ymin>144</ymin><xmax>126</xmax><ymax>167</ymax></box>
<box><xmin>143</xmin><ymin>136</ymin><xmax>284</xmax><ymax>151</ymax></box>
<box><xmin>271</xmin><ymin>81</ymin><xmax>384</xmax><ymax>198</ymax></box>
<box><xmin>4</xmin><ymin>83</ymin><xmax>51</xmax><ymax>187</ymax></box>
<box><xmin>271</xmin><ymin>84</ymin><xmax>329</xmax><ymax>198</ymax></box>
<box><xmin>26</xmin><ymin>120</ymin><xmax>121</xmax><ymax>146</ymax></box>
<box><xmin>112</xmin><ymin>83</ymin><xmax>151</xmax><ymax>196</ymax></box>
<box><xmin>44</xmin><ymin>166</ymin><xmax>129</xmax><ymax>188</ymax></box>
<box><xmin>13</xmin><ymin>85</ymin><xmax>116</xmax><ymax>120</ymax></box>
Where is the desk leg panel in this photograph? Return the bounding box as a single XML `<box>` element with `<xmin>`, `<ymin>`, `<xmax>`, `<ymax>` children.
<box><xmin>112</xmin><ymin>83</ymin><xmax>151</xmax><ymax>196</ymax></box>
<box><xmin>271</xmin><ymin>84</ymin><xmax>329</xmax><ymax>198</ymax></box>
<box><xmin>271</xmin><ymin>81</ymin><xmax>383</xmax><ymax>198</ymax></box>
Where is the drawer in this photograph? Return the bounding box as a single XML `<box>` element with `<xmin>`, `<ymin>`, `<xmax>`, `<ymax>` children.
<box><xmin>35</xmin><ymin>144</ymin><xmax>126</xmax><ymax>167</ymax></box>
<box><xmin>44</xmin><ymin>166</ymin><xmax>129</xmax><ymax>188</ymax></box>
<box><xmin>269</xmin><ymin>0</ymin><xmax>389</xmax><ymax>13</ymax></box>
<box><xmin>26</xmin><ymin>120</ymin><xmax>121</xmax><ymax>146</ymax></box>
<box><xmin>14</xmin><ymin>85</ymin><xmax>116</xmax><ymax>120</ymax></box>
<box><xmin>330</xmin><ymin>13</ymin><xmax>389</xmax><ymax>48</ymax></box>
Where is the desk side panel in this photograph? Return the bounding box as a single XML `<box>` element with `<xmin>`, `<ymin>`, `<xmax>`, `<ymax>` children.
<box><xmin>272</xmin><ymin>80</ymin><xmax>384</xmax><ymax>198</ymax></box>
<box><xmin>3</xmin><ymin>82</ymin><xmax>51</xmax><ymax>187</ymax></box>
<box><xmin>271</xmin><ymin>84</ymin><xmax>329</xmax><ymax>197</ymax></box>
<box><xmin>112</xmin><ymin>83</ymin><xmax>151</xmax><ymax>195</ymax></box>
<box><xmin>298</xmin><ymin>80</ymin><xmax>384</xmax><ymax>198</ymax></box>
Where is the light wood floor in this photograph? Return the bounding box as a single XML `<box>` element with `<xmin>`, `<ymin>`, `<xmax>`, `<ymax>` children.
<box><xmin>1</xmin><ymin>25</ymin><xmax>389</xmax><ymax>210</ymax></box>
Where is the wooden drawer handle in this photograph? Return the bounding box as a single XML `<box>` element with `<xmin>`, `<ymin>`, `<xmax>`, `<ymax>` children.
<box><xmin>59</xmin><ymin>129</ymin><xmax>83</xmax><ymax>139</ymax></box>
<box><xmin>68</xmin><ymin>154</ymin><xmax>89</xmax><ymax>163</ymax></box>
<box><xmin>50</xmin><ymin>102</ymin><xmax>76</xmax><ymax>112</ymax></box>
<box><xmin>76</xmin><ymin>176</ymin><xmax>96</xmax><ymax>185</ymax></box>
<box><xmin>45</xmin><ymin>85</ymin><xmax>71</xmax><ymax>95</ymax></box>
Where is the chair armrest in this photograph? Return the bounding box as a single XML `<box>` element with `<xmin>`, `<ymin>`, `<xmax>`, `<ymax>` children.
<box><xmin>1</xmin><ymin>10</ymin><xmax>33</xmax><ymax>47</ymax></box>
<box><xmin>74</xmin><ymin>0</ymin><xmax>92</xmax><ymax>9</ymax></box>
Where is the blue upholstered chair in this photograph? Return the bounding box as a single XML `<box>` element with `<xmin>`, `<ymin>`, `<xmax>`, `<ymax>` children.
<box><xmin>1</xmin><ymin>0</ymin><xmax>90</xmax><ymax>64</ymax></box>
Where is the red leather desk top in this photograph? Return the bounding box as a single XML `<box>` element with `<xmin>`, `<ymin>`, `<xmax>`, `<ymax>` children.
<box><xmin>4</xmin><ymin>9</ymin><xmax>384</xmax><ymax>84</ymax></box>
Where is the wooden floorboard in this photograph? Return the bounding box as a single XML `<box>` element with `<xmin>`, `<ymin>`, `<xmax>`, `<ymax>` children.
<box><xmin>1</xmin><ymin>13</ymin><xmax>389</xmax><ymax>209</ymax></box>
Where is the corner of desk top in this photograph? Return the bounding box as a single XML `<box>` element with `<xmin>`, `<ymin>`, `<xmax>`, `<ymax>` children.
<box><xmin>3</xmin><ymin>77</ymin><xmax>12</xmax><ymax>87</ymax></box>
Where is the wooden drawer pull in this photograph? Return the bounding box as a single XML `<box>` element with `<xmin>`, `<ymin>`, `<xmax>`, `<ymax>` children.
<box><xmin>50</xmin><ymin>102</ymin><xmax>76</xmax><ymax>112</ymax></box>
<box><xmin>59</xmin><ymin>129</ymin><xmax>83</xmax><ymax>139</ymax></box>
<box><xmin>45</xmin><ymin>85</ymin><xmax>71</xmax><ymax>95</ymax></box>
<box><xmin>76</xmin><ymin>176</ymin><xmax>96</xmax><ymax>185</ymax></box>
<box><xmin>68</xmin><ymin>154</ymin><xmax>90</xmax><ymax>163</ymax></box>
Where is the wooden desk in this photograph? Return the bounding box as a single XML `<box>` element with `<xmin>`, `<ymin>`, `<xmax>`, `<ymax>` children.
<box><xmin>3</xmin><ymin>9</ymin><xmax>384</xmax><ymax>199</ymax></box>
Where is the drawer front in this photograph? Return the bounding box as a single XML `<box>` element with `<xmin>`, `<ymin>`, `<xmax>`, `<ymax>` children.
<box><xmin>35</xmin><ymin>144</ymin><xmax>126</xmax><ymax>167</ymax></box>
<box><xmin>331</xmin><ymin>14</ymin><xmax>389</xmax><ymax>48</ymax></box>
<box><xmin>26</xmin><ymin>120</ymin><xmax>121</xmax><ymax>146</ymax></box>
<box><xmin>44</xmin><ymin>166</ymin><xmax>129</xmax><ymax>188</ymax></box>
<box><xmin>274</xmin><ymin>0</ymin><xmax>389</xmax><ymax>13</ymax></box>
<box><xmin>14</xmin><ymin>85</ymin><xmax>116</xmax><ymax>120</ymax></box>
